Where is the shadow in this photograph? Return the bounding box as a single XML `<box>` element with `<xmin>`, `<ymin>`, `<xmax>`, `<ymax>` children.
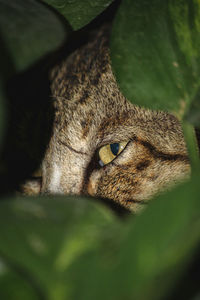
<box><xmin>0</xmin><ymin>55</ymin><xmax>54</xmax><ymax>195</ymax></box>
<box><xmin>165</xmin><ymin>245</ymin><xmax>200</xmax><ymax>300</ymax></box>
<box><xmin>0</xmin><ymin>0</ymin><xmax>122</xmax><ymax>196</ymax></box>
<box><xmin>0</xmin><ymin>0</ymin><xmax>73</xmax><ymax>196</ymax></box>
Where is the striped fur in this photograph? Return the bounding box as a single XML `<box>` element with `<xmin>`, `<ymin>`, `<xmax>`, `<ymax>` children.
<box><xmin>22</xmin><ymin>26</ymin><xmax>191</xmax><ymax>212</ymax></box>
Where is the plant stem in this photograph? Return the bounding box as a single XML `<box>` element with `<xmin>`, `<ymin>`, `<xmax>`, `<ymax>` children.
<box><xmin>181</xmin><ymin>121</ymin><xmax>200</xmax><ymax>174</ymax></box>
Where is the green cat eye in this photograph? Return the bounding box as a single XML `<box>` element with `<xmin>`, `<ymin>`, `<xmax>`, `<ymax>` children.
<box><xmin>98</xmin><ymin>141</ymin><xmax>128</xmax><ymax>166</ymax></box>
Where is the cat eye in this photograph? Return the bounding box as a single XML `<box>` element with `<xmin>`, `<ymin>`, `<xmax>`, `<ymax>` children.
<box><xmin>98</xmin><ymin>141</ymin><xmax>128</xmax><ymax>166</ymax></box>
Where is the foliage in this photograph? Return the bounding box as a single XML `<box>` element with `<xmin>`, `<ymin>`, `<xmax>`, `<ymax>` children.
<box><xmin>42</xmin><ymin>0</ymin><xmax>115</xmax><ymax>30</ymax></box>
<box><xmin>0</xmin><ymin>0</ymin><xmax>200</xmax><ymax>299</ymax></box>
<box><xmin>0</xmin><ymin>0</ymin><xmax>70</xmax><ymax>73</ymax></box>
<box><xmin>111</xmin><ymin>0</ymin><xmax>200</xmax><ymax>118</ymax></box>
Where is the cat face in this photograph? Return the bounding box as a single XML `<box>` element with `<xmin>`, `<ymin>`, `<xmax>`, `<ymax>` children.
<box><xmin>40</xmin><ymin>28</ymin><xmax>190</xmax><ymax>212</ymax></box>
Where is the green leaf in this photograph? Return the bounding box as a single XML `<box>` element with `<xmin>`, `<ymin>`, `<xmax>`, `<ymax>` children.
<box><xmin>0</xmin><ymin>260</ymin><xmax>38</xmax><ymax>300</ymax></box>
<box><xmin>115</xmin><ymin>172</ymin><xmax>200</xmax><ymax>300</ymax></box>
<box><xmin>0</xmin><ymin>196</ymin><xmax>122</xmax><ymax>299</ymax></box>
<box><xmin>73</xmin><ymin>174</ymin><xmax>200</xmax><ymax>300</ymax></box>
<box><xmin>185</xmin><ymin>89</ymin><xmax>200</xmax><ymax>128</ymax></box>
<box><xmin>42</xmin><ymin>0</ymin><xmax>114</xmax><ymax>30</ymax></box>
<box><xmin>0</xmin><ymin>174</ymin><xmax>200</xmax><ymax>300</ymax></box>
<box><xmin>0</xmin><ymin>0</ymin><xmax>70</xmax><ymax>72</ymax></box>
<box><xmin>111</xmin><ymin>0</ymin><xmax>200</xmax><ymax>120</ymax></box>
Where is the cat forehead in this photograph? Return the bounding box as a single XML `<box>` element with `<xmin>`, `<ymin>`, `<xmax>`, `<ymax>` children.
<box><xmin>51</xmin><ymin>53</ymin><xmax>179</xmax><ymax>134</ymax></box>
<box><xmin>51</xmin><ymin>32</ymin><xmax>177</xmax><ymax>124</ymax></box>
<box><xmin>50</xmin><ymin>27</ymin><xmax>186</xmax><ymax>153</ymax></box>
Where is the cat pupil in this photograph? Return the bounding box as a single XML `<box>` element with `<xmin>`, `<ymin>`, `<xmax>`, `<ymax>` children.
<box><xmin>110</xmin><ymin>143</ymin><xmax>119</xmax><ymax>156</ymax></box>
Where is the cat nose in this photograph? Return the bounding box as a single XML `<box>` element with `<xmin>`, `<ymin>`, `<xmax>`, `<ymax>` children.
<box><xmin>41</xmin><ymin>159</ymin><xmax>84</xmax><ymax>195</ymax></box>
<box><xmin>41</xmin><ymin>139</ymin><xmax>89</xmax><ymax>196</ymax></box>
<box><xmin>41</xmin><ymin>177</ymin><xmax>82</xmax><ymax>196</ymax></box>
<box><xmin>41</xmin><ymin>176</ymin><xmax>64</xmax><ymax>195</ymax></box>
<box><xmin>41</xmin><ymin>189</ymin><xmax>50</xmax><ymax>195</ymax></box>
<box><xmin>41</xmin><ymin>161</ymin><xmax>64</xmax><ymax>195</ymax></box>
<box><xmin>41</xmin><ymin>188</ymin><xmax>64</xmax><ymax>195</ymax></box>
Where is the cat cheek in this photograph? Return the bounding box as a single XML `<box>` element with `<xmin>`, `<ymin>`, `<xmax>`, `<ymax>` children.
<box><xmin>87</xmin><ymin>180</ymin><xmax>95</xmax><ymax>196</ymax></box>
<box><xmin>86</xmin><ymin>171</ymin><xmax>101</xmax><ymax>196</ymax></box>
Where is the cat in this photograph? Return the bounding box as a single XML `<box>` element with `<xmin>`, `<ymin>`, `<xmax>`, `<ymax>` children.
<box><xmin>22</xmin><ymin>25</ymin><xmax>191</xmax><ymax>213</ymax></box>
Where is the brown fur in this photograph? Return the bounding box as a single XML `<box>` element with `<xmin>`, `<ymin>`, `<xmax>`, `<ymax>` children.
<box><xmin>22</xmin><ymin>26</ymin><xmax>190</xmax><ymax>212</ymax></box>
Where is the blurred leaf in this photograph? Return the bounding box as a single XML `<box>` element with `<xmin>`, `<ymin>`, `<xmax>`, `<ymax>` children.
<box><xmin>115</xmin><ymin>172</ymin><xmax>200</xmax><ymax>300</ymax></box>
<box><xmin>0</xmin><ymin>259</ymin><xmax>38</xmax><ymax>300</ymax></box>
<box><xmin>43</xmin><ymin>0</ymin><xmax>114</xmax><ymax>30</ymax></box>
<box><xmin>0</xmin><ymin>0</ymin><xmax>70</xmax><ymax>72</ymax></box>
<box><xmin>0</xmin><ymin>196</ymin><xmax>122</xmax><ymax>299</ymax></box>
<box><xmin>71</xmin><ymin>173</ymin><xmax>200</xmax><ymax>300</ymax></box>
<box><xmin>111</xmin><ymin>0</ymin><xmax>200</xmax><ymax>120</ymax></box>
<box><xmin>0</xmin><ymin>174</ymin><xmax>200</xmax><ymax>300</ymax></box>
<box><xmin>185</xmin><ymin>89</ymin><xmax>200</xmax><ymax>128</ymax></box>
